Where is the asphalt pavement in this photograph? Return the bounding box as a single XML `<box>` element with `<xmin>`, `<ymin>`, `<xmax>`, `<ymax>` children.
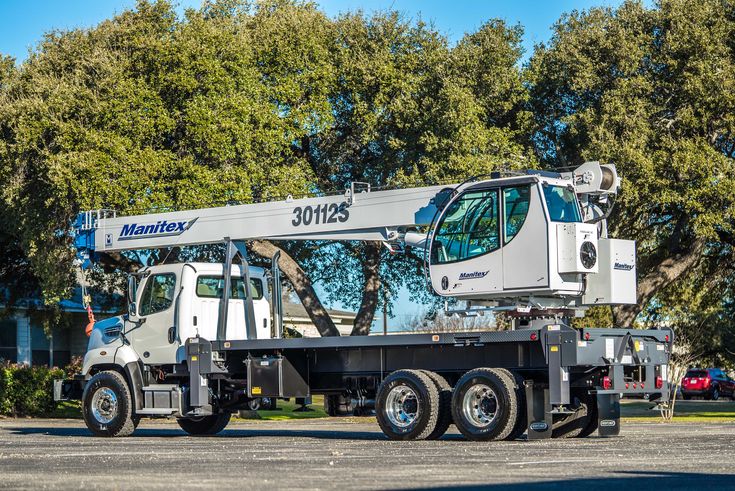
<box><xmin>0</xmin><ymin>417</ymin><xmax>733</xmax><ymax>490</ymax></box>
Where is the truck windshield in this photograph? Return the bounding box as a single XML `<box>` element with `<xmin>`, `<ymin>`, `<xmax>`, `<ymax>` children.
<box><xmin>543</xmin><ymin>185</ymin><xmax>582</xmax><ymax>223</ymax></box>
<box><xmin>195</xmin><ymin>276</ymin><xmax>264</xmax><ymax>300</ymax></box>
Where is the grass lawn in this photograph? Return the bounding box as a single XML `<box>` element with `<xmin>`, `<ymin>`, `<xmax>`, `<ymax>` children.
<box><xmin>236</xmin><ymin>395</ymin><xmax>329</xmax><ymax>421</ymax></box>
<box><xmin>621</xmin><ymin>399</ymin><xmax>735</xmax><ymax>423</ymax></box>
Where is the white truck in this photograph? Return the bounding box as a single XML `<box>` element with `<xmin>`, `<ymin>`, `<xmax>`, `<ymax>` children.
<box><xmin>55</xmin><ymin>162</ymin><xmax>671</xmax><ymax>441</ymax></box>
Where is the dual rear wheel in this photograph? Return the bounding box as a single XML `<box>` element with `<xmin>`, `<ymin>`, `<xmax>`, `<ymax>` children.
<box><xmin>376</xmin><ymin>367</ymin><xmax>597</xmax><ymax>441</ymax></box>
<box><xmin>375</xmin><ymin>367</ymin><xmax>524</xmax><ymax>441</ymax></box>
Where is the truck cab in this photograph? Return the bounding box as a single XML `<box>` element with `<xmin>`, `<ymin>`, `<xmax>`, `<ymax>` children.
<box><xmin>84</xmin><ymin>263</ymin><xmax>271</xmax><ymax>373</ymax></box>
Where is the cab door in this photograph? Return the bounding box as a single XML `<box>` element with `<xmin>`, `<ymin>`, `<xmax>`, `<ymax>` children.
<box><xmin>127</xmin><ymin>270</ymin><xmax>180</xmax><ymax>365</ymax></box>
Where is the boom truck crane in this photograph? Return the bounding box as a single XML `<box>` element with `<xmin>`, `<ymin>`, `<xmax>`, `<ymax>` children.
<box><xmin>55</xmin><ymin>161</ymin><xmax>672</xmax><ymax>441</ymax></box>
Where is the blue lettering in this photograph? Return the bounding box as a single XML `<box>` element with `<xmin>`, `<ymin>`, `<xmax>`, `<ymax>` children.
<box><xmin>118</xmin><ymin>218</ymin><xmax>197</xmax><ymax>241</ymax></box>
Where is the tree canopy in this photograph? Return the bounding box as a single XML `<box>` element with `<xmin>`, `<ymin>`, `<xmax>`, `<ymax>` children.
<box><xmin>0</xmin><ymin>0</ymin><xmax>733</xmax><ymax>359</ymax></box>
<box><xmin>528</xmin><ymin>0</ymin><xmax>735</xmax><ymax>363</ymax></box>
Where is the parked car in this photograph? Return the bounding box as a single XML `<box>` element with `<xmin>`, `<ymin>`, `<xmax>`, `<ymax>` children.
<box><xmin>680</xmin><ymin>368</ymin><xmax>735</xmax><ymax>400</ymax></box>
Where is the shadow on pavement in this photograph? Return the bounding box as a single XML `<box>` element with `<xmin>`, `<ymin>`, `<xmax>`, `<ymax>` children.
<box><xmin>404</xmin><ymin>471</ymin><xmax>735</xmax><ymax>491</ymax></box>
<box><xmin>6</xmin><ymin>425</ymin><xmax>404</xmax><ymax>440</ymax></box>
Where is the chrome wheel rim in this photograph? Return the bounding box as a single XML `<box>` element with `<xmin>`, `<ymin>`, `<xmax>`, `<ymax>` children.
<box><xmin>385</xmin><ymin>384</ymin><xmax>419</xmax><ymax>428</ymax></box>
<box><xmin>91</xmin><ymin>387</ymin><xmax>118</xmax><ymax>424</ymax></box>
<box><xmin>463</xmin><ymin>384</ymin><xmax>498</xmax><ymax>427</ymax></box>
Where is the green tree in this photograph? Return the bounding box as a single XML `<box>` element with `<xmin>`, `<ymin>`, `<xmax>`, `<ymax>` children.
<box><xmin>0</xmin><ymin>0</ymin><xmax>531</xmax><ymax>336</ymax></box>
<box><xmin>528</xmin><ymin>0</ymin><xmax>735</xmax><ymax>330</ymax></box>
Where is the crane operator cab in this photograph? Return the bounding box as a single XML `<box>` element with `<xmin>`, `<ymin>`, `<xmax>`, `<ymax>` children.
<box><xmin>428</xmin><ymin>164</ymin><xmax>636</xmax><ymax>310</ymax></box>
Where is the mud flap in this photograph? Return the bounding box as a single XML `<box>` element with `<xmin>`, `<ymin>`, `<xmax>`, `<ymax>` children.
<box><xmin>525</xmin><ymin>380</ymin><xmax>552</xmax><ymax>440</ymax></box>
<box><xmin>596</xmin><ymin>393</ymin><xmax>620</xmax><ymax>437</ymax></box>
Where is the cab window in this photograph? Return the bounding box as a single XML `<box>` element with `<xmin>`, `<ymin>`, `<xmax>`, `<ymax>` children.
<box><xmin>543</xmin><ymin>185</ymin><xmax>582</xmax><ymax>222</ymax></box>
<box><xmin>503</xmin><ymin>186</ymin><xmax>531</xmax><ymax>244</ymax></box>
<box><xmin>139</xmin><ymin>273</ymin><xmax>176</xmax><ymax>316</ymax></box>
<box><xmin>431</xmin><ymin>190</ymin><xmax>499</xmax><ymax>264</ymax></box>
<box><xmin>195</xmin><ymin>276</ymin><xmax>264</xmax><ymax>300</ymax></box>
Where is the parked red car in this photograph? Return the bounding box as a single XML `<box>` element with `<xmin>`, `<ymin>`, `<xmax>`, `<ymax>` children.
<box><xmin>681</xmin><ymin>368</ymin><xmax>735</xmax><ymax>400</ymax></box>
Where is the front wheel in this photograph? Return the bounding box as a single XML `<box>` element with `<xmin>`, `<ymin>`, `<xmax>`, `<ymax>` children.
<box><xmin>177</xmin><ymin>413</ymin><xmax>231</xmax><ymax>436</ymax></box>
<box><xmin>82</xmin><ymin>370</ymin><xmax>136</xmax><ymax>437</ymax></box>
<box><xmin>710</xmin><ymin>387</ymin><xmax>720</xmax><ymax>401</ymax></box>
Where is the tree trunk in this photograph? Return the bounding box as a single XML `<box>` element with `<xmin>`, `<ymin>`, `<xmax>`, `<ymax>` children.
<box><xmin>249</xmin><ymin>240</ymin><xmax>340</xmax><ymax>337</ymax></box>
<box><xmin>612</xmin><ymin>237</ymin><xmax>706</xmax><ymax>327</ymax></box>
<box><xmin>351</xmin><ymin>242</ymin><xmax>382</xmax><ymax>336</ymax></box>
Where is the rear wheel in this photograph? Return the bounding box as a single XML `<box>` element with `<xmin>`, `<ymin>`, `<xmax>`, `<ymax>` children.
<box><xmin>576</xmin><ymin>396</ymin><xmax>599</xmax><ymax>438</ymax></box>
<box><xmin>82</xmin><ymin>370</ymin><xmax>136</xmax><ymax>437</ymax></box>
<box><xmin>451</xmin><ymin>368</ymin><xmax>518</xmax><ymax>441</ymax></box>
<box><xmin>376</xmin><ymin>370</ymin><xmax>439</xmax><ymax>440</ymax></box>
<box><xmin>420</xmin><ymin>370</ymin><xmax>453</xmax><ymax>440</ymax></box>
<box><xmin>552</xmin><ymin>393</ymin><xmax>595</xmax><ymax>438</ymax></box>
<box><xmin>710</xmin><ymin>387</ymin><xmax>720</xmax><ymax>401</ymax></box>
<box><xmin>496</xmin><ymin>369</ymin><xmax>526</xmax><ymax>441</ymax></box>
<box><xmin>177</xmin><ymin>413</ymin><xmax>231</xmax><ymax>436</ymax></box>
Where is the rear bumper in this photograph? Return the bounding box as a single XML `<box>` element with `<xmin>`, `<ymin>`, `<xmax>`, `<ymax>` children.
<box><xmin>681</xmin><ymin>388</ymin><xmax>711</xmax><ymax>397</ymax></box>
<box><xmin>53</xmin><ymin>378</ymin><xmax>85</xmax><ymax>402</ymax></box>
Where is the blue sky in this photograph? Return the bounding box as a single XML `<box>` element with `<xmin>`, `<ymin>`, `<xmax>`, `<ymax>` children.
<box><xmin>1</xmin><ymin>0</ymin><xmax>626</xmax><ymax>63</ymax></box>
<box><xmin>0</xmin><ymin>0</ymin><xmax>625</xmax><ymax>326</ymax></box>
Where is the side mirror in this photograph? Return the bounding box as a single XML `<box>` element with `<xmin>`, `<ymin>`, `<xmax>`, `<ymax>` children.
<box><xmin>127</xmin><ymin>276</ymin><xmax>137</xmax><ymax>315</ymax></box>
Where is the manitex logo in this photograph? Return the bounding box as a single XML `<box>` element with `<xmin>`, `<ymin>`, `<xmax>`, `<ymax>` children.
<box><xmin>614</xmin><ymin>262</ymin><xmax>634</xmax><ymax>271</ymax></box>
<box><xmin>529</xmin><ymin>421</ymin><xmax>548</xmax><ymax>432</ymax></box>
<box><xmin>458</xmin><ymin>271</ymin><xmax>489</xmax><ymax>280</ymax></box>
<box><xmin>118</xmin><ymin>218</ymin><xmax>198</xmax><ymax>241</ymax></box>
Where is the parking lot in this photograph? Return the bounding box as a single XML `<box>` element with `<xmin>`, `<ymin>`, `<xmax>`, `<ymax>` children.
<box><xmin>0</xmin><ymin>417</ymin><xmax>734</xmax><ymax>490</ymax></box>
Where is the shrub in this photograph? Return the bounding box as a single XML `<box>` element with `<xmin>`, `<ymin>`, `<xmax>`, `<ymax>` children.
<box><xmin>0</xmin><ymin>362</ymin><xmax>66</xmax><ymax>417</ymax></box>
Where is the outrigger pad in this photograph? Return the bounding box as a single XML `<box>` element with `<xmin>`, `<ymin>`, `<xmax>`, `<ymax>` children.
<box><xmin>525</xmin><ymin>381</ymin><xmax>552</xmax><ymax>440</ymax></box>
<box><xmin>596</xmin><ymin>393</ymin><xmax>621</xmax><ymax>437</ymax></box>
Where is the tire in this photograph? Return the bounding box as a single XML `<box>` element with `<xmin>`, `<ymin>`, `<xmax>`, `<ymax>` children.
<box><xmin>451</xmin><ymin>368</ymin><xmax>518</xmax><ymax>441</ymax></box>
<box><xmin>552</xmin><ymin>393</ymin><xmax>594</xmax><ymax>439</ymax></box>
<box><xmin>576</xmin><ymin>395</ymin><xmax>599</xmax><ymax>438</ymax></box>
<box><xmin>82</xmin><ymin>370</ymin><xmax>136</xmax><ymax>437</ymax></box>
<box><xmin>177</xmin><ymin>412</ymin><xmax>231</xmax><ymax>436</ymax></box>
<box><xmin>682</xmin><ymin>394</ymin><xmax>691</xmax><ymax>401</ymax></box>
<box><xmin>420</xmin><ymin>370</ymin><xmax>453</xmax><ymax>440</ymax></box>
<box><xmin>376</xmin><ymin>370</ymin><xmax>440</xmax><ymax>440</ymax></box>
<box><xmin>495</xmin><ymin>369</ymin><xmax>526</xmax><ymax>441</ymax></box>
<box><xmin>324</xmin><ymin>394</ymin><xmax>352</xmax><ymax>416</ymax></box>
<box><xmin>710</xmin><ymin>387</ymin><xmax>720</xmax><ymax>401</ymax></box>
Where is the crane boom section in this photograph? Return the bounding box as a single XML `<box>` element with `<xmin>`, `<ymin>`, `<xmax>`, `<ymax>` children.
<box><xmin>75</xmin><ymin>185</ymin><xmax>449</xmax><ymax>260</ymax></box>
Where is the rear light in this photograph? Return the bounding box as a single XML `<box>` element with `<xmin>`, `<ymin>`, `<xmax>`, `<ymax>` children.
<box><xmin>602</xmin><ymin>376</ymin><xmax>612</xmax><ymax>390</ymax></box>
<box><xmin>584</xmin><ymin>332</ymin><xmax>591</xmax><ymax>341</ymax></box>
<box><xmin>632</xmin><ymin>382</ymin><xmax>637</xmax><ymax>389</ymax></box>
<box><xmin>703</xmin><ymin>377</ymin><xmax>711</xmax><ymax>388</ymax></box>
<box><xmin>530</xmin><ymin>332</ymin><xmax>538</xmax><ymax>341</ymax></box>
<box><xmin>640</xmin><ymin>382</ymin><xmax>645</xmax><ymax>389</ymax></box>
<box><xmin>665</xmin><ymin>335</ymin><xmax>669</xmax><ymax>342</ymax></box>
<box><xmin>625</xmin><ymin>383</ymin><xmax>629</xmax><ymax>389</ymax></box>
<box><xmin>655</xmin><ymin>376</ymin><xmax>663</xmax><ymax>389</ymax></box>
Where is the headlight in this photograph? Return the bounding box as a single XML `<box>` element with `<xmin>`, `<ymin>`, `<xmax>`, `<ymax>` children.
<box><xmin>580</xmin><ymin>241</ymin><xmax>597</xmax><ymax>269</ymax></box>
